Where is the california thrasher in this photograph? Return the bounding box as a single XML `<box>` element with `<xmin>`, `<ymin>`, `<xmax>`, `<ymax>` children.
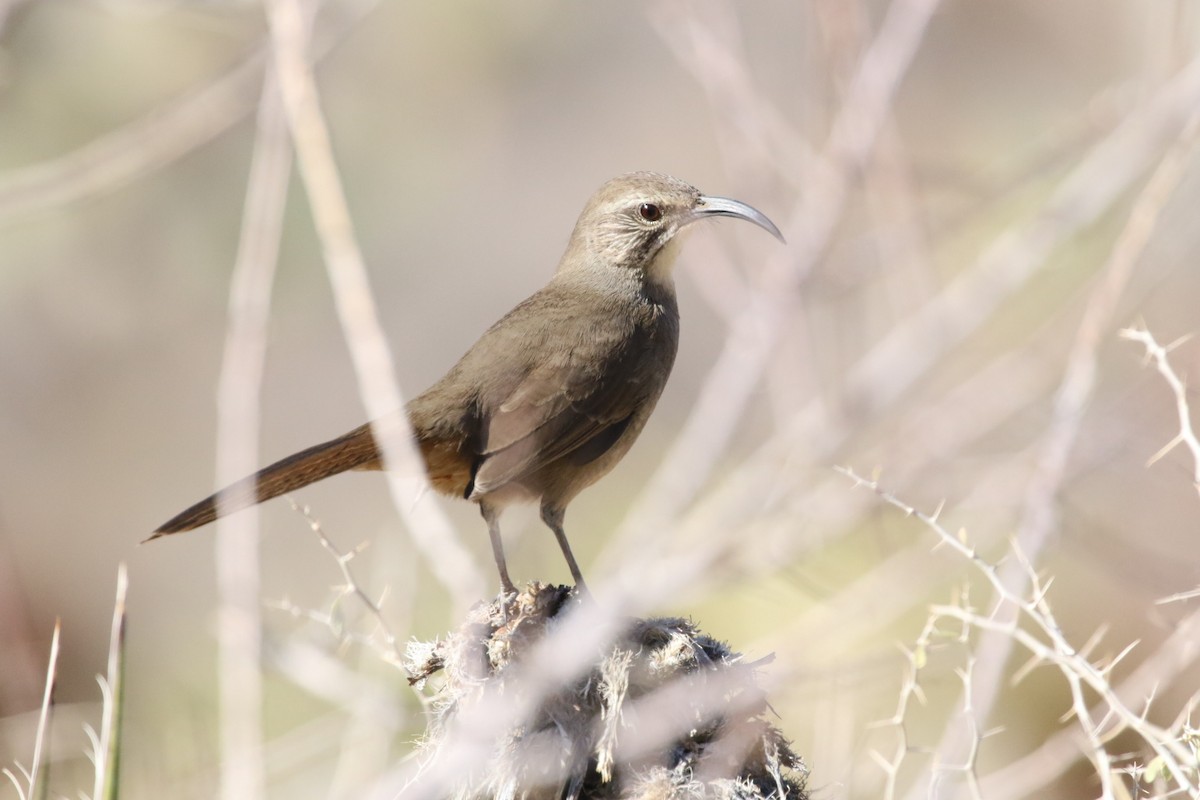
<box><xmin>151</xmin><ymin>172</ymin><xmax>783</xmax><ymax>593</ymax></box>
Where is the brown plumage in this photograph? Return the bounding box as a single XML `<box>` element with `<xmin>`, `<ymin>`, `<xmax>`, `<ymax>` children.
<box><xmin>151</xmin><ymin>173</ymin><xmax>783</xmax><ymax>592</ymax></box>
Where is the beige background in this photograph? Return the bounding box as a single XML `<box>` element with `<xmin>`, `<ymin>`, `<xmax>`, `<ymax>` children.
<box><xmin>2</xmin><ymin>1</ymin><xmax>1199</xmax><ymax>797</ymax></box>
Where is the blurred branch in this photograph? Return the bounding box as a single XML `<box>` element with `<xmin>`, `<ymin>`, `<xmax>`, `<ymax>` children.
<box><xmin>840</xmin><ymin>467</ymin><xmax>1200</xmax><ymax>797</ymax></box>
<box><xmin>824</xmin><ymin>53</ymin><xmax>1200</xmax><ymax>435</ymax></box>
<box><xmin>923</xmin><ymin>86</ymin><xmax>1130</xmax><ymax>237</ymax></box>
<box><xmin>287</xmin><ymin>499</ymin><xmax>404</xmax><ymax>667</ymax></box>
<box><xmin>378</xmin><ymin>585</ymin><xmax>808</xmax><ymax>800</ymax></box>
<box><xmin>0</xmin><ymin>0</ymin><xmax>30</xmax><ymax>39</ymax></box>
<box><xmin>210</xmin><ymin>30</ymin><xmax>300</xmax><ymax>800</ymax></box>
<box><xmin>604</xmin><ymin>0</ymin><xmax>943</xmax><ymax>570</ymax></box>
<box><xmin>691</xmin><ymin>50</ymin><xmax>1200</xmax><ymax>572</ymax></box>
<box><xmin>265</xmin><ymin>637</ymin><xmax>406</xmax><ymax>731</ymax></box>
<box><xmin>264</xmin><ymin>0</ymin><xmax>484</xmax><ymax>608</ymax></box>
<box><xmin>0</xmin><ymin>0</ymin><xmax>375</xmax><ymax>226</ymax></box>
<box><xmin>648</xmin><ymin>0</ymin><xmax>816</xmax><ymax>187</ymax></box>
<box><xmin>925</xmin><ymin>105</ymin><xmax>1200</xmax><ymax>793</ymax></box>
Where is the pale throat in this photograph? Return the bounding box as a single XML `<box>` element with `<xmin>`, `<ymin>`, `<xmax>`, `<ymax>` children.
<box><xmin>644</xmin><ymin>228</ymin><xmax>693</xmax><ymax>285</ymax></box>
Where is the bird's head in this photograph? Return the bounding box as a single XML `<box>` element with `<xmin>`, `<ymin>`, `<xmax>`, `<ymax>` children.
<box><xmin>560</xmin><ymin>172</ymin><xmax>784</xmax><ymax>284</ymax></box>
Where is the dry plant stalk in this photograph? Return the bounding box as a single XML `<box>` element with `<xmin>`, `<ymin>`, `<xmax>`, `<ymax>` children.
<box><xmin>839</xmin><ymin>466</ymin><xmax>1200</xmax><ymax>799</ymax></box>
<box><xmin>405</xmin><ymin>584</ymin><xmax>808</xmax><ymax>800</ymax></box>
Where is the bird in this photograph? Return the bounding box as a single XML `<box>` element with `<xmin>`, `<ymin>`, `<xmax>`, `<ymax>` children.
<box><xmin>151</xmin><ymin>172</ymin><xmax>783</xmax><ymax>593</ymax></box>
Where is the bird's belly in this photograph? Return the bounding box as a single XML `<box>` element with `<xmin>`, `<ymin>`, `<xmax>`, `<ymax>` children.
<box><xmin>471</xmin><ymin>478</ymin><xmax>541</xmax><ymax>508</ymax></box>
<box><xmin>532</xmin><ymin>408</ymin><xmax>653</xmax><ymax>508</ymax></box>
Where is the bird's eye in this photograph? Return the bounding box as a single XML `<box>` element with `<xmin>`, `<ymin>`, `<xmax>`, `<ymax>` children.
<box><xmin>638</xmin><ymin>203</ymin><xmax>663</xmax><ymax>222</ymax></box>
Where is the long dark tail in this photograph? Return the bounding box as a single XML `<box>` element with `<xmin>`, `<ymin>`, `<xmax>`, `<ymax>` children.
<box><xmin>148</xmin><ymin>424</ymin><xmax>379</xmax><ymax>538</ymax></box>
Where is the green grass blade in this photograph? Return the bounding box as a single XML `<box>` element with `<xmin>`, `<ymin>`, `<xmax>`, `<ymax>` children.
<box><xmin>96</xmin><ymin>564</ymin><xmax>128</xmax><ymax>800</ymax></box>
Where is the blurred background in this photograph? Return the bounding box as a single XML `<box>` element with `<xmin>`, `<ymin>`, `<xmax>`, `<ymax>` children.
<box><xmin>3</xmin><ymin>0</ymin><xmax>1200</xmax><ymax>797</ymax></box>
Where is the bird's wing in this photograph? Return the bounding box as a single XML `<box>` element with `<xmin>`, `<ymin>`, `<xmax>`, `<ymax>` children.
<box><xmin>469</xmin><ymin>326</ymin><xmax>658</xmax><ymax>497</ymax></box>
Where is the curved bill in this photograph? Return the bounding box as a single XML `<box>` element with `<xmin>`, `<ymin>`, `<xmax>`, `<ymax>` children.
<box><xmin>692</xmin><ymin>195</ymin><xmax>786</xmax><ymax>243</ymax></box>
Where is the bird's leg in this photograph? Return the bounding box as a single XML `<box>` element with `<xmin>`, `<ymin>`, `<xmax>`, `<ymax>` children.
<box><xmin>480</xmin><ymin>503</ymin><xmax>516</xmax><ymax>595</ymax></box>
<box><xmin>540</xmin><ymin>504</ymin><xmax>588</xmax><ymax>592</ymax></box>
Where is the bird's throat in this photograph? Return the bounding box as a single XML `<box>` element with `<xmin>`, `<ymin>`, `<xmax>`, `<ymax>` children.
<box><xmin>644</xmin><ymin>229</ymin><xmax>691</xmax><ymax>285</ymax></box>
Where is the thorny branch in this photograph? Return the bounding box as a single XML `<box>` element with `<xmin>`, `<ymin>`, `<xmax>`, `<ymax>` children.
<box><xmin>1121</xmin><ymin>326</ymin><xmax>1200</xmax><ymax>496</ymax></box>
<box><xmin>838</xmin><ymin>466</ymin><xmax>1200</xmax><ymax>797</ymax></box>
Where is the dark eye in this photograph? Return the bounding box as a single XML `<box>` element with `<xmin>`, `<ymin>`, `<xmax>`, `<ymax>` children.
<box><xmin>638</xmin><ymin>203</ymin><xmax>662</xmax><ymax>222</ymax></box>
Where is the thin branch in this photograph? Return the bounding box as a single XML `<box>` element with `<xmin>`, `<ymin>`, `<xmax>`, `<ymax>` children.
<box><xmin>839</xmin><ymin>467</ymin><xmax>1199</xmax><ymax>796</ymax></box>
<box><xmin>1121</xmin><ymin>325</ymin><xmax>1200</xmax><ymax>496</ymax></box>
<box><xmin>287</xmin><ymin>500</ymin><xmax>404</xmax><ymax>667</ymax></box>
<box><xmin>0</xmin><ymin>0</ymin><xmax>377</xmax><ymax>225</ymax></box>
<box><xmin>264</xmin><ymin>0</ymin><xmax>484</xmax><ymax>609</ymax></box>
<box><xmin>603</xmin><ymin>0</ymin><xmax>944</xmax><ymax>570</ymax></box>
<box><xmin>211</xmin><ymin>28</ymin><xmax>301</xmax><ymax>800</ymax></box>
<box><xmin>927</xmin><ymin>103</ymin><xmax>1200</xmax><ymax>787</ymax></box>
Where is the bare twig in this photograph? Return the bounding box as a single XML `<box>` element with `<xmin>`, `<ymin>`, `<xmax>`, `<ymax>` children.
<box><xmin>0</xmin><ymin>0</ymin><xmax>377</xmax><ymax>225</ymax></box>
<box><xmin>1121</xmin><ymin>325</ymin><xmax>1200</xmax><ymax>495</ymax></box>
<box><xmin>211</xmin><ymin>31</ymin><xmax>300</xmax><ymax>800</ymax></box>
<box><xmin>869</xmin><ymin>616</ymin><xmax>937</xmax><ymax>800</ymax></box>
<box><xmin>839</xmin><ymin>466</ymin><xmax>1200</xmax><ymax>797</ymax></box>
<box><xmin>287</xmin><ymin>500</ymin><xmax>404</xmax><ymax>667</ymax></box>
<box><xmin>924</xmin><ymin>104</ymin><xmax>1200</xmax><ymax>791</ymax></box>
<box><xmin>264</xmin><ymin>0</ymin><xmax>484</xmax><ymax>609</ymax></box>
<box><xmin>603</xmin><ymin>0</ymin><xmax>944</xmax><ymax>569</ymax></box>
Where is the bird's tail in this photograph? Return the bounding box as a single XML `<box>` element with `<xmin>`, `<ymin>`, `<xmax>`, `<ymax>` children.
<box><xmin>148</xmin><ymin>424</ymin><xmax>379</xmax><ymax>538</ymax></box>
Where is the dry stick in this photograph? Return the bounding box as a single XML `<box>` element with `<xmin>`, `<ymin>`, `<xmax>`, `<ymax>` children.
<box><xmin>731</xmin><ymin>229</ymin><xmax>1197</xmax><ymax>662</ymax></box>
<box><xmin>813</xmin><ymin>0</ymin><xmax>937</xmax><ymax>315</ymax></box>
<box><xmin>648</xmin><ymin>0</ymin><xmax>816</xmax><ymax>190</ymax></box>
<box><xmin>264</xmin><ymin>0</ymin><xmax>484</xmax><ymax>610</ymax></box>
<box><xmin>0</xmin><ymin>0</ymin><xmax>376</xmax><ymax>225</ymax></box>
<box><xmin>666</xmin><ymin>309</ymin><xmax>1066</xmax><ymax>613</ymax></box>
<box><xmin>274</xmin><ymin>506</ymin><xmax>415</xmax><ymax>794</ymax></box>
<box><xmin>661</xmin><ymin>50</ymin><xmax>1200</xmax><ymax>597</ymax></box>
<box><xmin>980</xmin><ymin>606</ymin><xmax>1200</xmax><ymax>799</ymax></box>
<box><xmin>639</xmin><ymin>249</ymin><xmax>1145</xmax><ymax>620</ymax></box>
<box><xmin>923</xmin><ymin>87</ymin><xmax>1128</xmax><ymax>242</ymax></box>
<box><xmin>601</xmin><ymin>0</ymin><xmax>944</xmax><ymax>572</ymax></box>
<box><xmin>640</xmin><ymin>7</ymin><xmax>1190</xmax><ymax>591</ymax></box>
<box><xmin>750</xmin><ymin>363</ymin><xmax>1155</xmax><ymax>714</ymax></box>
<box><xmin>841</xmin><ymin>200</ymin><xmax>1197</xmax><ymax>800</ymax></box>
<box><xmin>288</xmin><ymin>500</ymin><xmax>404</xmax><ymax>667</ymax></box>
<box><xmin>871</xmin><ymin>615</ymin><xmax>939</xmax><ymax>800</ymax></box>
<box><xmin>265</xmin><ymin>637</ymin><xmax>407</xmax><ymax>730</ymax></box>
<box><xmin>1158</xmin><ymin>585</ymin><xmax>1200</xmax><ymax>604</ymax></box>
<box><xmin>1121</xmin><ymin>325</ymin><xmax>1200</xmax><ymax>494</ymax></box>
<box><xmin>784</xmin><ymin>53</ymin><xmax>1200</xmax><ymax>460</ymax></box>
<box><xmin>931</xmin><ymin>606</ymin><xmax>1124</xmax><ymax>797</ymax></box>
<box><xmin>328</xmin><ymin>529</ymin><xmax>421</xmax><ymax>798</ymax></box>
<box><xmin>210</xmin><ymin>51</ymin><xmax>298</xmax><ymax>800</ymax></box>
<box><xmin>576</xmin><ymin>94</ymin><xmax>1200</xmax><ymax>784</ymax></box>
<box><xmin>913</xmin><ymin>108</ymin><xmax>1200</xmax><ymax>800</ymax></box>
<box><xmin>646</xmin><ymin>0</ymin><xmax>824</xmax><ymax>432</ymax></box>
<box><xmin>840</xmin><ymin>468</ymin><xmax>1199</xmax><ymax>796</ymax></box>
